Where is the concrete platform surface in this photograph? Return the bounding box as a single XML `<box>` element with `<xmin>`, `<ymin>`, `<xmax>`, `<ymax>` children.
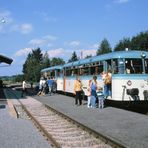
<box><xmin>0</xmin><ymin>106</ymin><xmax>51</xmax><ymax>148</ymax></box>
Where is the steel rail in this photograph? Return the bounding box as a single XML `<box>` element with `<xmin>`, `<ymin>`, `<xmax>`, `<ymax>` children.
<box><xmin>5</xmin><ymin>88</ymin><xmax>61</xmax><ymax>148</ymax></box>
<box><xmin>44</xmin><ymin>104</ymin><xmax>127</xmax><ymax>148</ymax></box>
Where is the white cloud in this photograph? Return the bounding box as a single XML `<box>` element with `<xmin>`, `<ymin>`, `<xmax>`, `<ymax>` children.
<box><xmin>47</xmin><ymin>48</ymin><xmax>69</xmax><ymax>58</ymax></box>
<box><xmin>29</xmin><ymin>39</ymin><xmax>45</xmax><ymax>46</ymax></box>
<box><xmin>43</xmin><ymin>35</ymin><xmax>57</xmax><ymax>41</ymax></box>
<box><xmin>29</xmin><ymin>35</ymin><xmax>57</xmax><ymax>46</ymax></box>
<box><xmin>20</xmin><ymin>23</ymin><xmax>33</xmax><ymax>34</ymax></box>
<box><xmin>14</xmin><ymin>48</ymin><xmax>32</xmax><ymax>57</ymax></box>
<box><xmin>11</xmin><ymin>23</ymin><xmax>33</xmax><ymax>34</ymax></box>
<box><xmin>113</xmin><ymin>0</ymin><xmax>130</xmax><ymax>4</ymax></box>
<box><xmin>92</xmin><ymin>43</ymin><xmax>99</xmax><ymax>49</ymax></box>
<box><xmin>33</xmin><ymin>11</ymin><xmax>58</xmax><ymax>22</ymax></box>
<box><xmin>46</xmin><ymin>47</ymin><xmax>97</xmax><ymax>61</ymax></box>
<box><xmin>81</xmin><ymin>49</ymin><xmax>97</xmax><ymax>58</ymax></box>
<box><xmin>66</xmin><ymin>41</ymin><xmax>80</xmax><ymax>47</ymax></box>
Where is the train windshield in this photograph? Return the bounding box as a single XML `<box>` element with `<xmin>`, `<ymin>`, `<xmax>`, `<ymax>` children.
<box><xmin>111</xmin><ymin>58</ymin><xmax>147</xmax><ymax>74</ymax></box>
<box><xmin>125</xmin><ymin>58</ymin><xmax>143</xmax><ymax>74</ymax></box>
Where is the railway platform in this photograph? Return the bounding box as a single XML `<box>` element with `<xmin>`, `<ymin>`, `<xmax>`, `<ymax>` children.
<box><xmin>33</xmin><ymin>94</ymin><xmax>148</xmax><ymax>148</ymax></box>
<box><xmin>0</xmin><ymin>100</ymin><xmax>51</xmax><ymax>148</ymax></box>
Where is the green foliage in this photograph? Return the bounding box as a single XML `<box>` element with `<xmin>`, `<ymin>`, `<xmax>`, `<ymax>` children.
<box><xmin>42</xmin><ymin>52</ymin><xmax>50</xmax><ymax>68</ymax></box>
<box><xmin>14</xmin><ymin>74</ymin><xmax>24</xmax><ymax>82</ymax></box>
<box><xmin>85</xmin><ymin>55</ymin><xmax>92</xmax><ymax>59</ymax></box>
<box><xmin>114</xmin><ymin>38</ymin><xmax>131</xmax><ymax>51</ymax></box>
<box><xmin>50</xmin><ymin>57</ymin><xmax>65</xmax><ymax>66</ymax></box>
<box><xmin>68</xmin><ymin>51</ymin><xmax>79</xmax><ymax>62</ymax></box>
<box><xmin>96</xmin><ymin>38</ymin><xmax>112</xmax><ymax>55</ymax></box>
<box><xmin>114</xmin><ymin>31</ymin><xmax>148</xmax><ymax>51</ymax></box>
<box><xmin>22</xmin><ymin>48</ymin><xmax>43</xmax><ymax>82</ymax></box>
<box><xmin>131</xmin><ymin>31</ymin><xmax>148</xmax><ymax>51</ymax></box>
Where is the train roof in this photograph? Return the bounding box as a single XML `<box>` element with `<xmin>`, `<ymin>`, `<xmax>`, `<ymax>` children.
<box><xmin>0</xmin><ymin>54</ymin><xmax>13</xmax><ymax>65</ymax></box>
<box><xmin>41</xmin><ymin>65</ymin><xmax>63</xmax><ymax>72</ymax></box>
<box><xmin>63</xmin><ymin>50</ymin><xmax>148</xmax><ymax>68</ymax></box>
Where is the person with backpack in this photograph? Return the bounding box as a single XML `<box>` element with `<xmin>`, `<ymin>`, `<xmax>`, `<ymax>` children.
<box><xmin>104</xmin><ymin>70</ymin><xmax>112</xmax><ymax>99</ymax></box>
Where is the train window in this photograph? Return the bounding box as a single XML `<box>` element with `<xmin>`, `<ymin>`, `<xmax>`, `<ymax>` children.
<box><xmin>89</xmin><ymin>64</ymin><xmax>95</xmax><ymax>75</ymax></box>
<box><xmin>112</xmin><ymin>59</ymin><xmax>118</xmax><ymax>74</ymax></box>
<box><xmin>68</xmin><ymin>68</ymin><xmax>79</xmax><ymax>76</ymax></box>
<box><xmin>50</xmin><ymin>70</ymin><xmax>55</xmax><ymax>77</ymax></box>
<box><xmin>65</xmin><ymin>68</ymin><xmax>71</xmax><ymax>76</ymax></box>
<box><xmin>88</xmin><ymin>62</ymin><xmax>104</xmax><ymax>75</ymax></box>
<box><xmin>125</xmin><ymin>59</ymin><xmax>143</xmax><ymax>74</ymax></box>
<box><xmin>57</xmin><ymin>69</ymin><xmax>62</xmax><ymax>77</ymax></box>
<box><xmin>98</xmin><ymin>61</ymin><xmax>103</xmax><ymax>74</ymax></box>
<box><xmin>79</xmin><ymin>67</ymin><xmax>89</xmax><ymax>75</ymax></box>
<box><xmin>118</xmin><ymin>58</ymin><xmax>124</xmax><ymax>74</ymax></box>
<box><xmin>106</xmin><ymin>60</ymin><xmax>112</xmax><ymax>72</ymax></box>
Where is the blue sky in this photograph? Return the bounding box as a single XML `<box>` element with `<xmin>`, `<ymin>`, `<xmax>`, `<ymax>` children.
<box><xmin>0</xmin><ymin>0</ymin><xmax>148</xmax><ymax>76</ymax></box>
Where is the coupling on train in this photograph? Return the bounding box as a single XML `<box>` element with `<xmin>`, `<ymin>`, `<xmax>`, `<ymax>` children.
<box><xmin>41</xmin><ymin>50</ymin><xmax>148</xmax><ymax>109</ymax></box>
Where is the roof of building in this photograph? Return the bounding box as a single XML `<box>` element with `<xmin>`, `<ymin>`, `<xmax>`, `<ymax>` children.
<box><xmin>0</xmin><ymin>54</ymin><xmax>13</xmax><ymax>65</ymax></box>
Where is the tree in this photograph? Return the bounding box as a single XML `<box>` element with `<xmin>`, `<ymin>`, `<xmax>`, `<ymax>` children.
<box><xmin>22</xmin><ymin>48</ymin><xmax>43</xmax><ymax>82</ymax></box>
<box><xmin>50</xmin><ymin>57</ymin><xmax>65</xmax><ymax>66</ymax></box>
<box><xmin>15</xmin><ymin>74</ymin><xmax>24</xmax><ymax>82</ymax></box>
<box><xmin>42</xmin><ymin>52</ymin><xmax>50</xmax><ymax>69</ymax></box>
<box><xmin>96</xmin><ymin>38</ymin><xmax>112</xmax><ymax>55</ymax></box>
<box><xmin>68</xmin><ymin>51</ymin><xmax>79</xmax><ymax>62</ymax></box>
<box><xmin>113</xmin><ymin>31</ymin><xmax>148</xmax><ymax>51</ymax></box>
<box><xmin>130</xmin><ymin>31</ymin><xmax>148</xmax><ymax>51</ymax></box>
<box><xmin>114</xmin><ymin>38</ymin><xmax>131</xmax><ymax>51</ymax></box>
<box><xmin>85</xmin><ymin>55</ymin><xmax>92</xmax><ymax>59</ymax></box>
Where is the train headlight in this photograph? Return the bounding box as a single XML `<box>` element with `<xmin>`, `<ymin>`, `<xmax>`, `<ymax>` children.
<box><xmin>141</xmin><ymin>52</ymin><xmax>146</xmax><ymax>59</ymax></box>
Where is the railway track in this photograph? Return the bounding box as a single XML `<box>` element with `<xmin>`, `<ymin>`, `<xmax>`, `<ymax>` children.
<box><xmin>5</xmin><ymin>88</ymin><xmax>125</xmax><ymax>148</ymax></box>
<box><xmin>16</xmin><ymin>97</ymin><xmax>125</xmax><ymax>148</ymax></box>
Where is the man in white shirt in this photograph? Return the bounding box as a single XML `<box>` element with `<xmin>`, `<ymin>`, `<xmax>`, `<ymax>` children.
<box><xmin>22</xmin><ymin>80</ymin><xmax>27</xmax><ymax>97</ymax></box>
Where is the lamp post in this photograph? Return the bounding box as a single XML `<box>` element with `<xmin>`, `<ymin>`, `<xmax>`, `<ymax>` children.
<box><xmin>0</xmin><ymin>18</ymin><xmax>5</xmax><ymax>24</ymax></box>
<box><xmin>141</xmin><ymin>52</ymin><xmax>146</xmax><ymax>74</ymax></box>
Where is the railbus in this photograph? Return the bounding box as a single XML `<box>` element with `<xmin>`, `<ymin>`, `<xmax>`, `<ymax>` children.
<box><xmin>41</xmin><ymin>50</ymin><xmax>148</xmax><ymax>110</ymax></box>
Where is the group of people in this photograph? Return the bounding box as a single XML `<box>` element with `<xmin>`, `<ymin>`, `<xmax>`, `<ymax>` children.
<box><xmin>22</xmin><ymin>71</ymin><xmax>112</xmax><ymax>109</ymax></box>
<box><xmin>74</xmin><ymin>70</ymin><xmax>112</xmax><ymax>109</ymax></box>
<box><xmin>37</xmin><ymin>77</ymin><xmax>56</xmax><ymax>96</ymax></box>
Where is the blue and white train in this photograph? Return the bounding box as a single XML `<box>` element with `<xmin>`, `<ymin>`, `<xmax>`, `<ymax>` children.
<box><xmin>41</xmin><ymin>50</ymin><xmax>148</xmax><ymax>111</ymax></box>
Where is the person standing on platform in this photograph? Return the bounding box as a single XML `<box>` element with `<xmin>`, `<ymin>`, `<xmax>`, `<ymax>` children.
<box><xmin>104</xmin><ymin>70</ymin><xmax>112</xmax><ymax>99</ymax></box>
<box><xmin>74</xmin><ymin>76</ymin><xmax>82</xmax><ymax>106</ymax></box>
<box><xmin>22</xmin><ymin>80</ymin><xmax>27</xmax><ymax>97</ymax></box>
<box><xmin>90</xmin><ymin>75</ymin><xmax>98</xmax><ymax>108</ymax></box>
<box><xmin>87</xmin><ymin>80</ymin><xmax>92</xmax><ymax>108</ymax></box>
<box><xmin>47</xmin><ymin>77</ymin><xmax>54</xmax><ymax>95</ymax></box>
<box><xmin>97</xmin><ymin>88</ymin><xmax>105</xmax><ymax>109</ymax></box>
